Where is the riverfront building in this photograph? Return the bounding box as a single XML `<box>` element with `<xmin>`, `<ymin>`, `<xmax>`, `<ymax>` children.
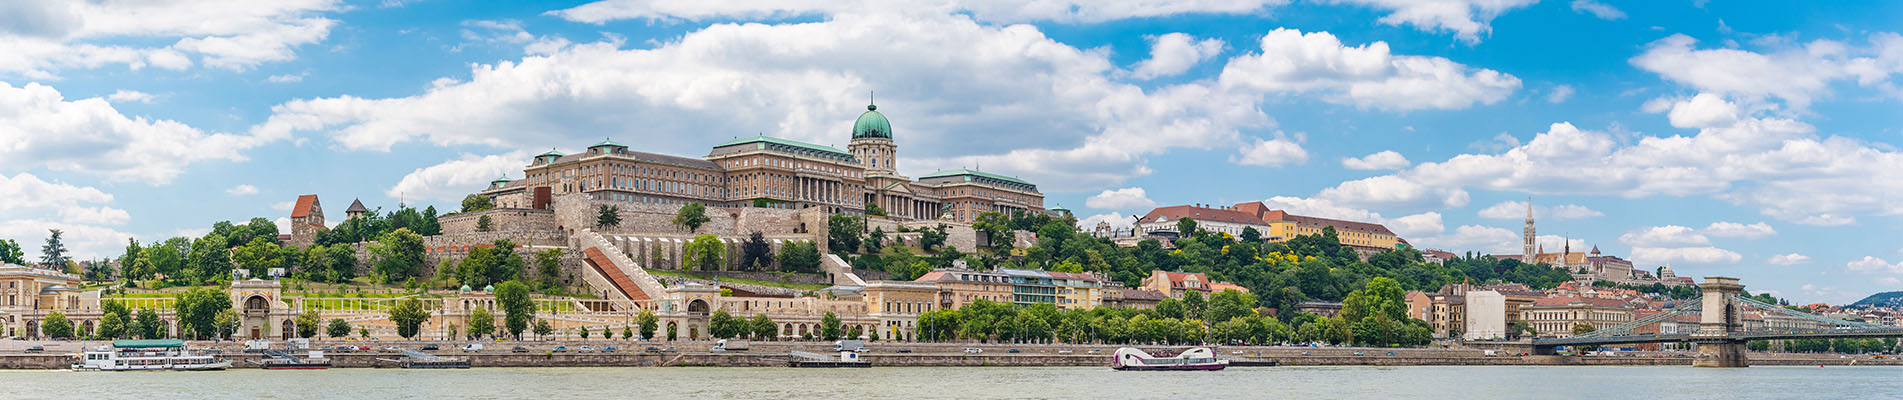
<box><xmin>1140</xmin><ymin>270</ymin><xmax>1249</xmax><ymax>300</ymax></box>
<box><xmin>480</xmin><ymin>102</ymin><xmax>1044</xmax><ymax>223</ymax></box>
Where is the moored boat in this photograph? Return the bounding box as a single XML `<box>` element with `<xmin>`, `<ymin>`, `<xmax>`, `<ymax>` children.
<box><xmin>1111</xmin><ymin>347</ymin><xmax>1228</xmax><ymax>371</ymax></box>
<box><xmin>71</xmin><ymin>339</ymin><xmax>231</xmax><ymax>371</ymax></box>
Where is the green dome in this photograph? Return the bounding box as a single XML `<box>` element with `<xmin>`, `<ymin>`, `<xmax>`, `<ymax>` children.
<box><xmin>482</xmin><ymin>284</ymin><xmax>495</xmax><ymax>293</ymax></box>
<box><xmin>852</xmin><ymin>104</ymin><xmax>892</xmax><ymax>139</ymax></box>
<box><xmin>459</xmin><ymin>285</ymin><xmax>472</xmax><ymax>292</ymax></box>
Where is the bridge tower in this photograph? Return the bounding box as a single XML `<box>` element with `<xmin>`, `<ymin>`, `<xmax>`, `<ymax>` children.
<box><xmin>1692</xmin><ymin>276</ymin><xmax>1748</xmax><ymax>367</ymax></box>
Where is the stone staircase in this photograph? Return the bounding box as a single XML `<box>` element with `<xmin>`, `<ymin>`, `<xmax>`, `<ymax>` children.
<box><xmin>574</xmin><ymin>230</ymin><xmax>668</xmax><ymax>306</ymax></box>
<box><xmin>821</xmin><ymin>254</ymin><xmax>866</xmax><ymax>286</ymax></box>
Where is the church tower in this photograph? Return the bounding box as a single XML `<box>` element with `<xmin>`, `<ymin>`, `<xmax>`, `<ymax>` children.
<box><xmin>848</xmin><ymin>95</ymin><xmax>896</xmax><ymax>174</ymax></box>
<box><xmin>1522</xmin><ymin>197</ymin><xmax>1536</xmax><ymax>261</ymax></box>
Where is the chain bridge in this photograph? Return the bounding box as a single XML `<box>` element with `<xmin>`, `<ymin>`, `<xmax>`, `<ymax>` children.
<box><xmin>1530</xmin><ymin>277</ymin><xmax>1903</xmax><ymax>367</ymax></box>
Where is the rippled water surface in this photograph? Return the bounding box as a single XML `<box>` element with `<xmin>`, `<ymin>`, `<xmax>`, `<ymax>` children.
<box><xmin>8</xmin><ymin>365</ymin><xmax>1900</xmax><ymax>399</ymax></box>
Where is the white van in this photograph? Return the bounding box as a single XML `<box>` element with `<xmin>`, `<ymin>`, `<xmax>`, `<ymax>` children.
<box><xmin>462</xmin><ymin>343</ymin><xmax>484</xmax><ymax>352</ymax></box>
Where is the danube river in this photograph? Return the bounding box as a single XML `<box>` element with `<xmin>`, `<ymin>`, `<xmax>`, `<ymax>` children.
<box><xmin>9</xmin><ymin>366</ymin><xmax>1898</xmax><ymax>399</ymax></box>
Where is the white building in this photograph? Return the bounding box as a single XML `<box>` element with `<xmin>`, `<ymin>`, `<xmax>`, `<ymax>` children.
<box><xmin>1463</xmin><ymin>290</ymin><xmax>1507</xmax><ymax>341</ymax></box>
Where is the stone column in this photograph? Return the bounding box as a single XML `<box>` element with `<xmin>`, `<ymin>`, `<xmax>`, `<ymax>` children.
<box><xmin>1693</xmin><ymin>276</ymin><xmax>1748</xmax><ymax>367</ymax></box>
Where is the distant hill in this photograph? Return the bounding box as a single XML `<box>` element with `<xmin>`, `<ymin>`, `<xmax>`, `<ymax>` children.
<box><xmin>1850</xmin><ymin>291</ymin><xmax>1903</xmax><ymax>307</ymax></box>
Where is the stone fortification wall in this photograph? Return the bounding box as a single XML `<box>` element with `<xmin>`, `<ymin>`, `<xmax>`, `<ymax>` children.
<box><xmin>552</xmin><ymin>194</ymin><xmax>831</xmax><ymax>238</ymax></box>
<box><xmin>439</xmin><ymin>208</ymin><xmax>557</xmax><ymax>235</ymax></box>
<box><xmin>597</xmin><ymin>232</ymin><xmax>817</xmax><ymax>271</ymax></box>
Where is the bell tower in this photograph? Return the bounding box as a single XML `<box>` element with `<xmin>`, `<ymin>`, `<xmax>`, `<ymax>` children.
<box><xmin>1522</xmin><ymin>197</ymin><xmax>1536</xmax><ymax>261</ymax></box>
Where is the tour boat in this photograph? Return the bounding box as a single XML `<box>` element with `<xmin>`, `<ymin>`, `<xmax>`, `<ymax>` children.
<box><xmin>1110</xmin><ymin>347</ymin><xmax>1228</xmax><ymax>371</ymax></box>
<box><xmin>72</xmin><ymin>339</ymin><xmax>231</xmax><ymax>371</ymax></box>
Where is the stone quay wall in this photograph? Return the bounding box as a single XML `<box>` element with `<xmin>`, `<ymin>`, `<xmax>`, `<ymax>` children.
<box><xmin>440</xmin><ymin>208</ymin><xmax>557</xmax><ymax>235</ymax></box>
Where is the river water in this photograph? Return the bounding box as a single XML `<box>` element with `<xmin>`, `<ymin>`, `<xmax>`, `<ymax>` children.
<box><xmin>7</xmin><ymin>366</ymin><xmax>1898</xmax><ymax>399</ymax></box>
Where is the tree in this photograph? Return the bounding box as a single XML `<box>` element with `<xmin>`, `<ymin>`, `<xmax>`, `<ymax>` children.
<box><xmin>1509</xmin><ymin>321</ymin><xmax>1534</xmax><ymax>340</ymax></box>
<box><xmin>41</xmin><ymin>312</ymin><xmax>73</xmax><ymax>339</ymax></box>
<box><xmin>739</xmin><ymin>231</ymin><xmax>773</xmax><ymax>271</ymax></box>
<box><xmin>1572</xmin><ymin>323</ymin><xmax>1597</xmax><ymax>336</ymax></box>
<box><xmin>710</xmin><ymin>310</ymin><xmax>738</xmax><ymax>339</ymax></box>
<box><xmin>296</xmin><ymin>310</ymin><xmax>322</xmax><ymax>338</ymax></box>
<box><xmin>638</xmin><ymin>309</ymin><xmax>658</xmax><ymax>340</ymax></box>
<box><xmin>666</xmin><ymin>322</ymin><xmax>678</xmax><ymax>341</ymax></box>
<box><xmin>188</xmin><ymin>233</ymin><xmax>232</xmax><ymax>283</ymax></box>
<box><xmin>865</xmin><ymin>203</ymin><xmax>887</xmax><ymax>217</ymax></box>
<box><xmin>623</xmin><ymin>325</ymin><xmax>634</xmax><ymax>342</ymax></box>
<box><xmin>919</xmin><ymin>225</ymin><xmax>947</xmax><ymax>252</ymax></box>
<box><xmin>534</xmin><ymin>320</ymin><xmax>554</xmax><ymax>340</ymax></box>
<box><xmin>327</xmin><ymin>319</ymin><xmax>352</xmax><ymax>339</ymax></box>
<box><xmin>597</xmin><ymin>205</ymin><xmax>621</xmax><ymax>228</ymax></box>
<box><xmin>389</xmin><ymin>297</ymin><xmax>430</xmax><ymax>339</ymax></box>
<box><xmin>135</xmin><ymin>308</ymin><xmax>163</xmax><ymax>339</ymax></box>
<box><xmin>98</xmin><ymin>301</ymin><xmax>131</xmax><ymax>339</ymax></box>
<box><xmin>213</xmin><ymin>309</ymin><xmax>239</xmax><ymax>340</ymax></box>
<box><xmin>535</xmin><ymin>249</ymin><xmax>564</xmax><ymax>289</ymax></box>
<box><xmin>973</xmin><ymin>212</ymin><xmax>1014</xmax><ymax>255</ymax></box>
<box><xmin>865</xmin><ymin>228</ymin><xmax>886</xmax><ymax>253</ymax></box>
<box><xmin>468</xmin><ymin>308</ymin><xmax>496</xmax><ymax>340</ymax></box>
<box><xmin>371</xmin><ymin>228</ymin><xmax>426</xmax><ymax>283</ymax></box>
<box><xmin>827</xmin><ymin>215</ymin><xmax>864</xmax><ymax>253</ymax></box>
<box><xmin>674</xmin><ymin>203</ymin><xmax>710</xmax><ymax>233</ymax></box>
<box><xmin>496</xmin><ymin>280</ymin><xmax>534</xmax><ymax>340</ymax></box>
<box><xmin>37</xmin><ymin>229</ymin><xmax>69</xmax><ymax>268</ymax></box>
<box><xmin>1183</xmin><ymin>290</ymin><xmax>1207</xmax><ymax>321</ymax></box>
<box><xmin>750</xmin><ymin>314</ymin><xmax>776</xmax><ymax>341</ymax></box>
<box><xmin>359</xmin><ymin>327</ymin><xmax>370</xmax><ymax>339</ymax></box>
<box><xmin>175</xmin><ymin>287</ymin><xmax>233</xmax><ymax>339</ymax></box>
<box><xmin>820</xmin><ymin>311</ymin><xmax>843</xmax><ymax>341</ymax></box>
<box><xmin>477</xmin><ymin>215</ymin><xmax>493</xmax><ymax>232</ymax></box>
<box><xmin>0</xmin><ymin>239</ymin><xmax>26</xmax><ymax>265</ymax></box>
<box><xmin>233</xmin><ymin>237</ymin><xmax>284</xmax><ymax>278</ymax></box>
<box><xmin>461</xmin><ymin>194</ymin><xmax>495</xmax><ymax>213</ymax></box>
<box><xmin>1206</xmin><ymin>289</ymin><xmax>1258</xmax><ymax>325</ymax></box>
<box><xmin>778</xmin><ymin>241</ymin><xmax>820</xmax><ymax>272</ymax></box>
<box><xmin>1175</xmin><ymin>218</ymin><xmax>1198</xmax><ymax>237</ymax></box>
<box><xmin>313</xmin><ymin>244</ymin><xmax>357</xmax><ymax>283</ymax></box>
<box><xmin>580</xmin><ymin>325</ymin><xmax>592</xmax><ymax>340</ymax></box>
<box><xmin>601</xmin><ymin>325</ymin><xmax>615</xmax><ymax>340</ymax></box>
<box><xmin>683</xmin><ymin>234</ymin><xmax>725</xmax><ymax>271</ymax></box>
<box><xmin>420</xmin><ymin>206</ymin><xmax>443</xmax><ymax>236</ymax></box>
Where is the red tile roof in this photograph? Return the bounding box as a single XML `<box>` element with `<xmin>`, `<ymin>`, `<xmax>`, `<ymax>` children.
<box><xmin>1139</xmin><ymin>205</ymin><xmax>1265</xmax><ymax>226</ymax></box>
<box><xmin>1120</xmin><ymin>288</ymin><xmax>1169</xmax><ymax>301</ymax></box>
<box><xmin>1258</xmin><ymin>209</ymin><xmax>1396</xmax><ymax>236</ymax></box>
<box><xmin>1209</xmin><ymin>282</ymin><xmax>1250</xmax><ymax>293</ymax></box>
<box><xmin>290</xmin><ymin>194</ymin><xmax>319</xmax><ymax>218</ymax></box>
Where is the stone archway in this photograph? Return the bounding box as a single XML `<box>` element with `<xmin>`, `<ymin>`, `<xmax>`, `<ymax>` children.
<box><xmin>245</xmin><ymin>295</ymin><xmax>270</xmax><ymax>311</ymax></box>
<box><xmin>282</xmin><ymin>319</ymin><xmax>296</xmax><ymax>339</ymax></box>
<box><xmin>25</xmin><ymin>321</ymin><xmax>38</xmax><ymax>339</ymax></box>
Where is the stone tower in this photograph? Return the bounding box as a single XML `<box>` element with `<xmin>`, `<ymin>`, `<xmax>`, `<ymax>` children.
<box><xmin>848</xmin><ymin>96</ymin><xmax>897</xmax><ymax>174</ymax></box>
<box><xmin>1522</xmin><ymin>197</ymin><xmax>1536</xmax><ymax>261</ymax></box>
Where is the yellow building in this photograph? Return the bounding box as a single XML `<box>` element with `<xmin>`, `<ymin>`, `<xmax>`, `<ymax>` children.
<box><xmin>1233</xmin><ymin>202</ymin><xmax>1401</xmax><ymax>250</ymax></box>
<box><xmin>914</xmin><ymin>269</ymin><xmax>1014</xmax><ymax>310</ymax></box>
<box><xmin>1047</xmin><ymin>272</ymin><xmax>1109</xmax><ymax>309</ymax></box>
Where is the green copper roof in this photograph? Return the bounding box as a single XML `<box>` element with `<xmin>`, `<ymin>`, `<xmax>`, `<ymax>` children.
<box><xmin>852</xmin><ymin>104</ymin><xmax>892</xmax><ymax>139</ymax></box>
<box><xmin>592</xmin><ymin>139</ymin><xmax>625</xmax><ymax>148</ymax></box>
<box><xmin>715</xmin><ymin>135</ymin><xmax>853</xmax><ymax>157</ymax></box>
<box><xmin>114</xmin><ymin>339</ymin><xmax>184</xmax><ymax>348</ymax></box>
<box><xmin>919</xmin><ymin>169</ymin><xmax>1033</xmax><ymax>186</ymax></box>
<box><xmin>538</xmin><ymin>148</ymin><xmax>565</xmax><ymax>157</ymax></box>
<box><xmin>1050</xmin><ymin>204</ymin><xmax>1069</xmax><ymax>212</ymax></box>
<box><xmin>491</xmin><ymin>175</ymin><xmax>513</xmax><ymax>183</ymax></box>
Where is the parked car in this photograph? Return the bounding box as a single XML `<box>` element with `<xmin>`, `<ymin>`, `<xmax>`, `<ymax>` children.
<box><xmin>578</xmin><ymin>346</ymin><xmax>593</xmax><ymax>353</ymax></box>
<box><xmin>600</xmin><ymin>347</ymin><xmax>617</xmax><ymax>353</ymax></box>
<box><xmin>1058</xmin><ymin>350</ymin><xmax>1073</xmax><ymax>354</ymax></box>
<box><xmin>552</xmin><ymin>346</ymin><xmax>568</xmax><ymax>352</ymax></box>
<box><xmin>24</xmin><ymin>346</ymin><xmax>43</xmax><ymax>353</ymax></box>
<box><xmin>1006</xmin><ymin>349</ymin><xmax>1021</xmax><ymax>353</ymax></box>
<box><xmin>1087</xmin><ymin>349</ymin><xmax>1102</xmax><ymax>354</ymax></box>
<box><xmin>421</xmin><ymin>344</ymin><xmax>440</xmax><ymax>351</ymax></box>
<box><xmin>462</xmin><ymin>344</ymin><xmax>484</xmax><ymax>352</ymax></box>
<box><xmin>663</xmin><ymin>346</ymin><xmax>677</xmax><ymax>352</ymax></box>
<box><xmin>964</xmin><ymin>348</ymin><xmax>983</xmax><ymax>353</ymax></box>
<box><xmin>645</xmin><ymin>347</ymin><xmax>661</xmax><ymax>353</ymax></box>
<box><xmin>896</xmin><ymin>349</ymin><xmax>913</xmax><ymax>353</ymax></box>
<box><xmin>382</xmin><ymin>346</ymin><xmax>401</xmax><ymax>352</ymax></box>
<box><xmin>512</xmin><ymin>346</ymin><xmax>529</xmax><ymax>353</ymax></box>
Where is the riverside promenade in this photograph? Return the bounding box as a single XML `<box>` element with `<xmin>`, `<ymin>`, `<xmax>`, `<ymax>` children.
<box><xmin>3</xmin><ymin>339</ymin><xmax>1898</xmax><ymax>369</ymax></box>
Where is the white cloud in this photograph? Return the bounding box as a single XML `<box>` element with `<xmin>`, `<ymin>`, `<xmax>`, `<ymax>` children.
<box><xmin>1409</xmin><ymin>225</ymin><xmax>1519</xmax><ymax>253</ymax></box>
<box><xmin>225</xmin><ymin>184</ymin><xmax>259</xmax><ymax>196</ymax></box>
<box><xmin>1879</xmin><ymin>277</ymin><xmax>1902</xmax><ymax>286</ymax></box>
<box><xmin>1619</xmin><ymin>225</ymin><xmax>1710</xmax><ymax>246</ymax></box>
<box><xmin>1386</xmin><ymin>212</ymin><xmax>1444</xmax><ymax>239</ymax></box>
<box><xmin>1130</xmin><ymin>33</ymin><xmax>1224</xmax><ymax>80</ymax></box>
<box><xmin>1847</xmin><ymin>256</ymin><xmax>1902</xmax><ymax>274</ymax></box>
<box><xmin>388</xmin><ymin>152</ymin><xmax>530</xmax><ymax>202</ymax></box>
<box><xmin>1569</xmin><ymin>0</ymin><xmax>1625</xmax><ymax>20</ymax></box>
<box><xmin>267</xmin><ymin>73</ymin><xmax>306</xmax><ymax>83</ymax></box>
<box><xmin>1077</xmin><ymin>212</ymin><xmax>1137</xmax><ymax>231</ymax></box>
<box><xmin>1536</xmin><ymin>235</ymin><xmax>1589</xmax><ymax>253</ymax></box>
<box><xmin>0</xmin><ymin>172</ymin><xmax>134</xmax><ymax>260</ymax></box>
<box><xmin>1218</xmin><ymin>28</ymin><xmax>1521</xmax><ymax>111</ymax></box>
<box><xmin>1545</xmin><ymin>84</ymin><xmax>1575</xmax><ymax>103</ymax></box>
<box><xmin>1232</xmin><ymin>135</ymin><xmax>1308</xmax><ymax>167</ymax></box>
<box><xmin>1341</xmin><ymin>150</ymin><xmax>1410</xmax><ymax>170</ymax></box>
<box><xmin>271</xmin><ymin>200</ymin><xmax>297</xmax><ymax>211</ymax></box>
<box><xmin>1085</xmin><ymin>187</ymin><xmax>1158</xmax><ymax>210</ymax></box>
<box><xmin>1324</xmin><ymin>0</ymin><xmax>1539</xmax><ymax>43</ymax></box>
<box><xmin>1304</xmin><ymin>90</ymin><xmax>1903</xmax><ymax>225</ymax></box>
<box><xmin>106</xmin><ymin>90</ymin><xmax>154</xmax><ymax>103</ymax></box>
<box><xmin>1476</xmin><ymin>200</ymin><xmax>1603</xmax><ymax>220</ymax></box>
<box><xmin>0</xmin><ymin>0</ymin><xmax>343</xmax><ymax>78</ymax></box>
<box><xmin>1702</xmin><ymin>221</ymin><xmax>1775</xmax><ymax>239</ymax></box>
<box><xmin>1767</xmin><ymin>253</ymin><xmax>1812</xmax><ymax>266</ymax></box>
<box><xmin>1631</xmin><ymin>246</ymin><xmax>1743</xmax><ymax>265</ymax></box>
<box><xmin>253</xmin><ymin>13</ymin><xmax>1288</xmax><ymax>192</ymax></box>
<box><xmin>548</xmin><ymin>0</ymin><xmax>1291</xmax><ymax>25</ymax></box>
<box><xmin>0</xmin><ymin>82</ymin><xmax>272</xmax><ymax>184</ymax></box>
<box><xmin>1630</xmin><ymin>33</ymin><xmax>1903</xmax><ymax>109</ymax></box>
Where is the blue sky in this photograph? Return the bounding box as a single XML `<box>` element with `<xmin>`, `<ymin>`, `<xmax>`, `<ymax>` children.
<box><xmin>5</xmin><ymin>0</ymin><xmax>1903</xmax><ymax>304</ymax></box>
